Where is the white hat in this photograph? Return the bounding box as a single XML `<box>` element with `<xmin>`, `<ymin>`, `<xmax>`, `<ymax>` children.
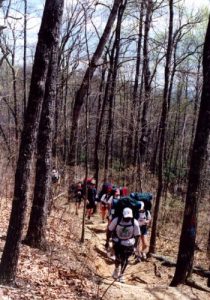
<box><xmin>123</xmin><ymin>207</ymin><xmax>133</xmax><ymax>218</ymax></box>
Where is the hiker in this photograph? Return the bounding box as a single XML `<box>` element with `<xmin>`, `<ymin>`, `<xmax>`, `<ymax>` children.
<box><xmin>86</xmin><ymin>179</ymin><xmax>97</xmax><ymax>220</ymax></box>
<box><xmin>75</xmin><ymin>182</ymin><xmax>83</xmax><ymax>215</ymax></box>
<box><xmin>51</xmin><ymin>167</ymin><xmax>60</xmax><ymax>196</ymax></box>
<box><xmin>100</xmin><ymin>186</ymin><xmax>114</xmax><ymax>223</ymax></box>
<box><xmin>105</xmin><ymin>207</ymin><xmax>140</xmax><ymax>283</ymax></box>
<box><xmin>98</xmin><ymin>182</ymin><xmax>112</xmax><ymax>200</ymax></box>
<box><xmin>136</xmin><ymin>201</ymin><xmax>151</xmax><ymax>261</ymax></box>
<box><xmin>51</xmin><ymin>167</ymin><xmax>60</xmax><ymax>184</ymax></box>
<box><xmin>107</xmin><ymin>188</ymin><xmax>121</xmax><ymax>223</ymax></box>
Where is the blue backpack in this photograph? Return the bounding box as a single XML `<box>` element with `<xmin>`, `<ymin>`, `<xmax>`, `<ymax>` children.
<box><xmin>111</xmin><ymin>196</ymin><xmax>141</xmax><ymax>221</ymax></box>
<box><xmin>129</xmin><ymin>192</ymin><xmax>153</xmax><ymax>211</ymax></box>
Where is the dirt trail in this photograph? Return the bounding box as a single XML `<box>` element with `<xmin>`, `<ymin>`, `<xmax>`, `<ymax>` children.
<box><xmin>84</xmin><ymin>213</ymin><xmax>210</xmax><ymax>300</ymax></box>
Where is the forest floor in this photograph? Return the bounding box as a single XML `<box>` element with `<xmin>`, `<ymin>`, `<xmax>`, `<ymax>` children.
<box><xmin>0</xmin><ymin>195</ymin><xmax>210</xmax><ymax>300</ymax></box>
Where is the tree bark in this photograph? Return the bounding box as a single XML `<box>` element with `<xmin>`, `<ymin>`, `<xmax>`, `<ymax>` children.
<box><xmin>170</xmin><ymin>15</ymin><xmax>210</xmax><ymax>286</ymax></box>
<box><xmin>208</xmin><ymin>226</ymin><xmax>210</xmax><ymax>287</ymax></box>
<box><xmin>139</xmin><ymin>0</ymin><xmax>152</xmax><ymax>159</ymax></box>
<box><xmin>23</xmin><ymin>35</ymin><xmax>60</xmax><ymax>250</ymax></box>
<box><xmin>0</xmin><ymin>0</ymin><xmax>64</xmax><ymax>285</ymax></box>
<box><xmin>93</xmin><ymin>59</ymin><xmax>108</xmax><ymax>187</ymax></box>
<box><xmin>23</xmin><ymin>0</ymin><xmax>27</xmax><ymax>116</ymax></box>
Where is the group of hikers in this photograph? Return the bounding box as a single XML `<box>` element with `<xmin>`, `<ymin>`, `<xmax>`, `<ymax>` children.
<box><xmin>50</xmin><ymin>171</ymin><xmax>153</xmax><ymax>283</ymax></box>
<box><xmin>70</xmin><ymin>177</ymin><xmax>153</xmax><ymax>283</ymax></box>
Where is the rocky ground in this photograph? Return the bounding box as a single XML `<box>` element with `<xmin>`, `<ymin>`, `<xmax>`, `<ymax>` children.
<box><xmin>0</xmin><ymin>195</ymin><xmax>209</xmax><ymax>299</ymax></box>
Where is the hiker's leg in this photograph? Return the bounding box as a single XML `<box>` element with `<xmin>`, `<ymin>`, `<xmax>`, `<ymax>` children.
<box><xmin>121</xmin><ymin>255</ymin><xmax>128</xmax><ymax>274</ymax></box>
<box><xmin>136</xmin><ymin>236</ymin><xmax>141</xmax><ymax>256</ymax></box>
<box><xmin>113</xmin><ymin>243</ymin><xmax>121</xmax><ymax>268</ymax></box>
<box><xmin>112</xmin><ymin>243</ymin><xmax>121</xmax><ymax>279</ymax></box>
<box><xmin>141</xmin><ymin>227</ymin><xmax>148</xmax><ymax>252</ymax></box>
<box><xmin>101</xmin><ymin>204</ymin><xmax>106</xmax><ymax>221</ymax></box>
<box><xmin>141</xmin><ymin>235</ymin><xmax>148</xmax><ymax>259</ymax></box>
<box><xmin>121</xmin><ymin>246</ymin><xmax>133</xmax><ymax>274</ymax></box>
<box><xmin>87</xmin><ymin>208</ymin><xmax>91</xmax><ymax>219</ymax></box>
<box><xmin>75</xmin><ymin>202</ymin><xmax>78</xmax><ymax>215</ymax></box>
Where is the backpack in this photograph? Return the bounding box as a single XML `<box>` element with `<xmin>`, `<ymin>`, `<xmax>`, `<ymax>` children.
<box><xmin>82</xmin><ymin>177</ymin><xmax>94</xmax><ymax>193</ymax></box>
<box><xmin>111</xmin><ymin>196</ymin><xmax>141</xmax><ymax>221</ymax></box>
<box><xmin>98</xmin><ymin>182</ymin><xmax>112</xmax><ymax>201</ymax></box>
<box><xmin>130</xmin><ymin>192</ymin><xmax>153</xmax><ymax>211</ymax></box>
<box><xmin>115</xmin><ymin>218</ymin><xmax>135</xmax><ymax>241</ymax></box>
<box><xmin>120</xmin><ymin>186</ymin><xmax>128</xmax><ymax>197</ymax></box>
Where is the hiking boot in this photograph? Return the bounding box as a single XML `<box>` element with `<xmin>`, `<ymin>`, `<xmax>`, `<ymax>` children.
<box><xmin>142</xmin><ymin>253</ymin><xmax>147</xmax><ymax>260</ymax></box>
<box><xmin>135</xmin><ymin>256</ymin><xmax>141</xmax><ymax>263</ymax></box>
<box><xmin>112</xmin><ymin>267</ymin><xmax>120</xmax><ymax>279</ymax></box>
<box><xmin>118</xmin><ymin>274</ymin><xmax>125</xmax><ymax>283</ymax></box>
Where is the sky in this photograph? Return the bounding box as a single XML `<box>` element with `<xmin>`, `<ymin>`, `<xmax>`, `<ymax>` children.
<box><xmin>0</xmin><ymin>0</ymin><xmax>209</xmax><ymax>65</ymax></box>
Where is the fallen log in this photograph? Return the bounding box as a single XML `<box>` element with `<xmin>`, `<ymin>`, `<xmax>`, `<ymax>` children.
<box><xmin>186</xmin><ymin>278</ymin><xmax>210</xmax><ymax>293</ymax></box>
<box><xmin>151</xmin><ymin>254</ymin><xmax>210</xmax><ymax>278</ymax></box>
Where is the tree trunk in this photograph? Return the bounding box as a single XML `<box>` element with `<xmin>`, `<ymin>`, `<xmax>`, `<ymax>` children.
<box><xmin>126</xmin><ymin>1</ymin><xmax>144</xmax><ymax>164</ymax></box>
<box><xmin>170</xmin><ymin>15</ymin><xmax>210</xmax><ymax>286</ymax></box>
<box><xmin>188</xmin><ymin>55</ymin><xmax>202</xmax><ymax>163</ymax></box>
<box><xmin>139</xmin><ymin>0</ymin><xmax>152</xmax><ymax>159</ymax></box>
<box><xmin>23</xmin><ymin>0</ymin><xmax>27</xmax><ymax>116</ymax></box>
<box><xmin>0</xmin><ymin>0</ymin><xmax>64</xmax><ymax>285</ymax></box>
<box><xmin>149</xmin><ymin>0</ymin><xmax>174</xmax><ymax>254</ymax></box>
<box><xmin>93</xmin><ymin>60</ymin><xmax>107</xmax><ymax>187</ymax></box>
<box><xmin>68</xmin><ymin>0</ymin><xmax>123</xmax><ymax>165</ymax></box>
<box><xmin>23</xmin><ymin>35</ymin><xmax>60</xmax><ymax>250</ymax></box>
<box><xmin>104</xmin><ymin>0</ymin><xmax>127</xmax><ymax>180</ymax></box>
<box><xmin>11</xmin><ymin>40</ymin><xmax>19</xmax><ymax>143</ymax></box>
<box><xmin>208</xmin><ymin>227</ymin><xmax>210</xmax><ymax>287</ymax></box>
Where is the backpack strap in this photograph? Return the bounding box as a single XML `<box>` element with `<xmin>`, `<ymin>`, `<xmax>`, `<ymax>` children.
<box><xmin>117</xmin><ymin>216</ymin><xmax>122</xmax><ymax>226</ymax></box>
<box><xmin>117</xmin><ymin>216</ymin><xmax>135</xmax><ymax>226</ymax></box>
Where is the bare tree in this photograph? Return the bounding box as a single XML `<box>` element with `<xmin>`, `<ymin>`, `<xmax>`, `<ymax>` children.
<box><xmin>104</xmin><ymin>0</ymin><xmax>127</xmax><ymax>180</ymax></box>
<box><xmin>68</xmin><ymin>0</ymin><xmax>123</xmax><ymax>166</ymax></box>
<box><xmin>149</xmin><ymin>0</ymin><xmax>174</xmax><ymax>254</ymax></box>
<box><xmin>170</xmin><ymin>15</ymin><xmax>210</xmax><ymax>286</ymax></box>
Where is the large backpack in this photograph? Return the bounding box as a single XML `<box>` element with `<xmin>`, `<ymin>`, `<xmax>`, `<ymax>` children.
<box><xmin>111</xmin><ymin>196</ymin><xmax>141</xmax><ymax>221</ymax></box>
<box><xmin>120</xmin><ymin>186</ymin><xmax>128</xmax><ymax>197</ymax></box>
<box><xmin>98</xmin><ymin>182</ymin><xmax>112</xmax><ymax>200</ymax></box>
<box><xmin>102</xmin><ymin>182</ymin><xmax>112</xmax><ymax>193</ymax></box>
<box><xmin>130</xmin><ymin>192</ymin><xmax>153</xmax><ymax>211</ymax></box>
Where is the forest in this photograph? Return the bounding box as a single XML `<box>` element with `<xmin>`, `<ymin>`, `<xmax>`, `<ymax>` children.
<box><xmin>0</xmin><ymin>0</ymin><xmax>210</xmax><ymax>299</ymax></box>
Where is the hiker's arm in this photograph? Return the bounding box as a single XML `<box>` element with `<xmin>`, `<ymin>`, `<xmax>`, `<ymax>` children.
<box><xmin>105</xmin><ymin>218</ymin><xmax>117</xmax><ymax>249</ymax></box>
<box><xmin>134</xmin><ymin>235</ymin><xmax>140</xmax><ymax>248</ymax></box>
<box><xmin>146</xmin><ymin>211</ymin><xmax>152</xmax><ymax>226</ymax></box>
<box><xmin>134</xmin><ymin>220</ymin><xmax>141</xmax><ymax>248</ymax></box>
